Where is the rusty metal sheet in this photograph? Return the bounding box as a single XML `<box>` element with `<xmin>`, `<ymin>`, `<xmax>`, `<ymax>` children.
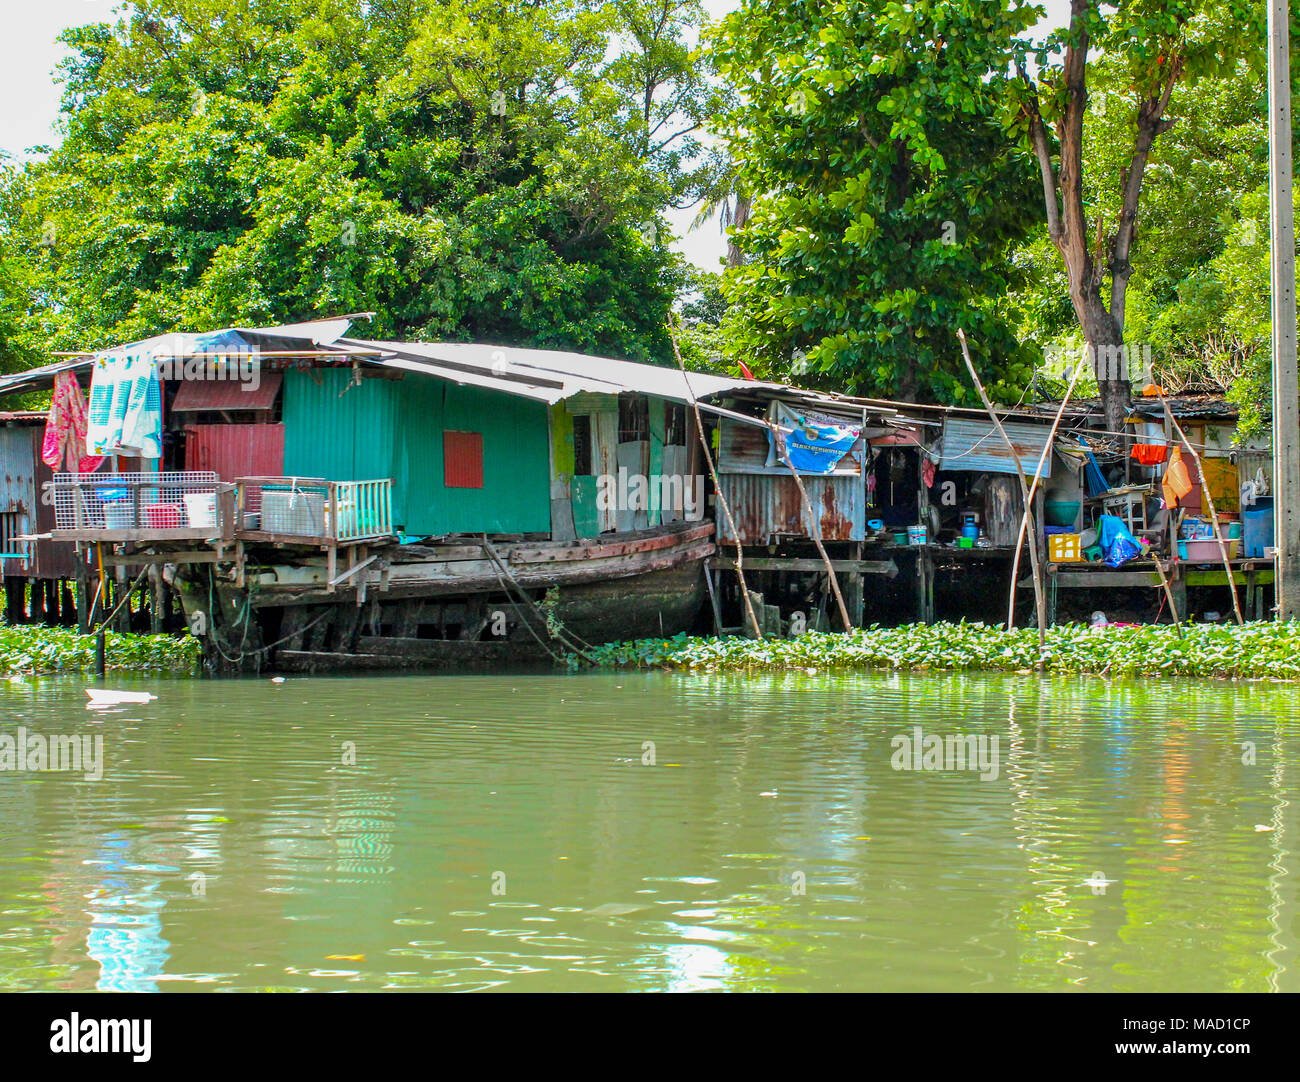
<box><xmin>171</xmin><ymin>370</ymin><xmax>282</xmax><ymax>411</ymax></box>
<box><xmin>940</xmin><ymin>417</ymin><xmax>1053</xmax><ymax>477</ymax></box>
<box><xmin>1</xmin><ymin>421</ymin><xmax>77</xmax><ymax>579</ymax></box>
<box><xmin>186</xmin><ymin>423</ymin><xmax>285</xmax><ymax>481</ymax></box>
<box><xmin>0</xmin><ymin>423</ymin><xmax>35</xmax><ymax>515</ymax></box>
<box><xmin>716</xmin><ymin>473</ymin><xmax>863</xmax><ymax>545</ymax></box>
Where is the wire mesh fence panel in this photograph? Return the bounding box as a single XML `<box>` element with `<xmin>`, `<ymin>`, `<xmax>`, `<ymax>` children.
<box><xmin>49</xmin><ymin>472</ymin><xmax>221</xmax><ymax>530</ymax></box>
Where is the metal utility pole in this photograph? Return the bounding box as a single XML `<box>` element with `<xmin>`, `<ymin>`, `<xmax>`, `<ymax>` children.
<box><xmin>1268</xmin><ymin>0</ymin><xmax>1300</xmax><ymax>619</ymax></box>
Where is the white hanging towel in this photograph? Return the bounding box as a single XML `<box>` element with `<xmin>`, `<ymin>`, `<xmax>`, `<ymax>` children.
<box><xmin>86</xmin><ymin>352</ymin><xmax>162</xmax><ymax>459</ymax></box>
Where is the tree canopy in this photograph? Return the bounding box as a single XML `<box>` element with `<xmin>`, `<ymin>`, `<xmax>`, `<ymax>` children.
<box><xmin>0</xmin><ymin>0</ymin><xmax>721</xmax><ymax>369</ymax></box>
<box><xmin>709</xmin><ymin>0</ymin><xmax>1045</xmax><ymax>404</ymax></box>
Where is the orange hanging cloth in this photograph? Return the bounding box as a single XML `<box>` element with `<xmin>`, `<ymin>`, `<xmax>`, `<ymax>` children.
<box><xmin>1162</xmin><ymin>446</ymin><xmax>1193</xmax><ymax>508</ymax></box>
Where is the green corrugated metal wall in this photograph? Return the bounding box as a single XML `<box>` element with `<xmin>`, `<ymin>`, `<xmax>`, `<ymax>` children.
<box><xmin>283</xmin><ymin>369</ymin><xmax>551</xmax><ymax>536</ymax></box>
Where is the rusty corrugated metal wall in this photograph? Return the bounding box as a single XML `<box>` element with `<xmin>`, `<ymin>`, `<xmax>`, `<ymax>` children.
<box><xmin>185</xmin><ymin>423</ymin><xmax>285</xmax><ymax>481</ymax></box>
<box><xmin>716</xmin><ymin>473</ymin><xmax>864</xmax><ymax>545</ymax></box>
<box><xmin>715</xmin><ymin>415</ymin><xmax>866</xmax><ymax>544</ymax></box>
<box><xmin>940</xmin><ymin>417</ymin><xmax>1053</xmax><ymax>477</ymax></box>
<box><xmin>1</xmin><ymin>422</ymin><xmax>76</xmax><ymax>579</ymax></box>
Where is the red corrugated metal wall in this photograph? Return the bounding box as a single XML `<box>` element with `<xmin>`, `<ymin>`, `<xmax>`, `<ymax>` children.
<box><xmin>443</xmin><ymin>430</ymin><xmax>484</xmax><ymax>489</ymax></box>
<box><xmin>186</xmin><ymin>424</ymin><xmax>285</xmax><ymax>480</ymax></box>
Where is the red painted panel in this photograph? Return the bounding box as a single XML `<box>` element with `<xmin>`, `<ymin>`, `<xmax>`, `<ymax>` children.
<box><xmin>186</xmin><ymin>424</ymin><xmax>285</xmax><ymax>481</ymax></box>
<box><xmin>443</xmin><ymin>430</ymin><xmax>484</xmax><ymax>489</ymax></box>
<box><xmin>172</xmin><ymin>370</ymin><xmax>282</xmax><ymax>412</ymax></box>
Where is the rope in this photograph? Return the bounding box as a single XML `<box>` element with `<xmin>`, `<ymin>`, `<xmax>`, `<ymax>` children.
<box><xmin>479</xmin><ymin>535</ymin><xmax>595</xmax><ymax>664</ymax></box>
<box><xmin>91</xmin><ymin>565</ymin><xmax>150</xmax><ymax>634</ymax></box>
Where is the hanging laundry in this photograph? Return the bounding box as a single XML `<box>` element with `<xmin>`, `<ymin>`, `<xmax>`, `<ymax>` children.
<box><xmin>42</xmin><ymin>371</ymin><xmax>105</xmax><ymax>474</ymax></box>
<box><xmin>86</xmin><ymin>352</ymin><xmax>163</xmax><ymax>459</ymax></box>
<box><xmin>1130</xmin><ymin>421</ymin><xmax>1168</xmax><ymax>465</ymax></box>
<box><xmin>1161</xmin><ymin>445</ymin><xmax>1194</xmax><ymax>508</ymax></box>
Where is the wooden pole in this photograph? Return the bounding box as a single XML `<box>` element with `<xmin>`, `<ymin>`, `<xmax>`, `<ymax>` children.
<box><xmin>1163</xmin><ymin>402</ymin><xmax>1244</xmax><ymax>624</ymax></box>
<box><xmin>668</xmin><ymin>318</ymin><xmax>763</xmax><ymax>638</ymax></box>
<box><xmin>957</xmin><ymin>329</ymin><xmax>1047</xmax><ymax>643</ymax></box>
<box><xmin>1152</xmin><ymin>556</ymin><xmax>1183</xmax><ymax>635</ymax></box>
<box><xmin>1267</xmin><ymin>0</ymin><xmax>1300</xmax><ymax>619</ymax></box>
<box><xmin>1007</xmin><ymin>346</ymin><xmax>1087</xmax><ymax>629</ymax></box>
<box><xmin>768</xmin><ymin>419</ymin><xmax>854</xmax><ymax>631</ymax></box>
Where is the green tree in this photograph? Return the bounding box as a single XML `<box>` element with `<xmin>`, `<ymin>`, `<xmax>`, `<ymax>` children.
<box><xmin>710</xmin><ymin>0</ymin><xmax>1044</xmax><ymax>404</ymax></box>
<box><xmin>1010</xmin><ymin>54</ymin><xmax>1269</xmax><ymax>406</ymax></box>
<box><xmin>2</xmin><ymin>0</ymin><xmax>718</xmax><ymax>365</ymax></box>
<box><xmin>1013</xmin><ymin>0</ymin><xmax>1265</xmax><ymax>431</ymax></box>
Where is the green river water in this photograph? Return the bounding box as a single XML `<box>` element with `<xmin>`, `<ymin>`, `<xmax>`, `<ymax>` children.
<box><xmin>1</xmin><ymin>669</ymin><xmax>1297</xmax><ymax>992</ymax></box>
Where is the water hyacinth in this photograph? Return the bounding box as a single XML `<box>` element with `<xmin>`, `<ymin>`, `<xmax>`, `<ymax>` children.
<box><xmin>577</xmin><ymin>621</ymin><xmax>1300</xmax><ymax>681</ymax></box>
<box><xmin>0</xmin><ymin>625</ymin><xmax>200</xmax><ymax>676</ymax></box>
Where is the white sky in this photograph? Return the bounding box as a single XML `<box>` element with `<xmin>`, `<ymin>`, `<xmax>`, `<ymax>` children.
<box><xmin>1</xmin><ymin>0</ymin><xmax>1071</xmax><ymax>271</ymax></box>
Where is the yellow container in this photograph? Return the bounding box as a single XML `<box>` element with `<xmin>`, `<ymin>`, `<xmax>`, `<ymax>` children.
<box><xmin>1048</xmin><ymin>532</ymin><xmax>1083</xmax><ymax>563</ymax></box>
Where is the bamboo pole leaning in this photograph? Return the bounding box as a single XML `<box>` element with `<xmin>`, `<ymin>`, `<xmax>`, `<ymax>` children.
<box><xmin>1006</xmin><ymin>345</ymin><xmax>1087</xmax><ymax>631</ymax></box>
<box><xmin>956</xmin><ymin>329</ymin><xmax>1047</xmax><ymax>645</ymax></box>
<box><xmin>766</xmin><ymin>417</ymin><xmax>854</xmax><ymax>632</ymax></box>
<box><xmin>668</xmin><ymin>318</ymin><xmax>763</xmax><ymax>639</ymax></box>
<box><xmin>1161</xmin><ymin>400</ymin><xmax>1244</xmax><ymax>625</ymax></box>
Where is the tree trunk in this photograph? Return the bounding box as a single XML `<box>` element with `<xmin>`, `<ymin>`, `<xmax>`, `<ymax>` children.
<box><xmin>1075</xmin><ymin>297</ymin><xmax>1130</xmax><ymax>436</ymax></box>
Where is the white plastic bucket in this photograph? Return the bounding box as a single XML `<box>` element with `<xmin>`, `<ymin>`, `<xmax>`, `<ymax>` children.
<box><xmin>103</xmin><ymin>502</ymin><xmax>134</xmax><ymax>530</ymax></box>
<box><xmin>183</xmin><ymin>492</ymin><xmax>217</xmax><ymax>528</ymax></box>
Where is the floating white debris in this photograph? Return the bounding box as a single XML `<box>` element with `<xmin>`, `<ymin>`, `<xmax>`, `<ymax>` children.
<box><xmin>760</xmin><ymin>790</ymin><xmax>779</xmax><ymax>798</ymax></box>
<box><xmin>85</xmin><ymin>689</ymin><xmax>157</xmax><ymax>706</ymax></box>
<box><xmin>1255</xmin><ymin>824</ymin><xmax>1274</xmax><ymax>832</ymax></box>
<box><xmin>270</xmin><ymin>677</ymin><xmax>286</xmax><ymax>684</ymax></box>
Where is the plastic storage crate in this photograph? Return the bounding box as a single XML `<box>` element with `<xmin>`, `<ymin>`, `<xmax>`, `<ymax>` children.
<box><xmin>1047</xmin><ymin>532</ymin><xmax>1083</xmax><ymax>562</ymax></box>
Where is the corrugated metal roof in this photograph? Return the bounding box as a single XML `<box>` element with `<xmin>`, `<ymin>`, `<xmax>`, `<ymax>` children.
<box><xmin>0</xmin><ymin>319</ymin><xmax>358</xmax><ymax>398</ymax></box>
<box><xmin>940</xmin><ymin>416</ymin><xmax>1053</xmax><ymax>477</ymax></box>
<box><xmin>172</xmin><ymin>370</ymin><xmax>282</xmax><ymax>411</ymax></box>
<box><xmin>341</xmin><ymin>338</ymin><xmax>777</xmax><ymax>407</ymax></box>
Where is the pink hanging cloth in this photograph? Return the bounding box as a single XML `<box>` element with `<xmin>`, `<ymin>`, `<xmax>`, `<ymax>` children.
<box><xmin>42</xmin><ymin>370</ymin><xmax>106</xmax><ymax>474</ymax></box>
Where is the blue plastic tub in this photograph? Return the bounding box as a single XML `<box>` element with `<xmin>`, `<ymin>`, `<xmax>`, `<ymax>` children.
<box><xmin>1243</xmin><ymin>507</ymin><xmax>1275</xmax><ymax>558</ymax></box>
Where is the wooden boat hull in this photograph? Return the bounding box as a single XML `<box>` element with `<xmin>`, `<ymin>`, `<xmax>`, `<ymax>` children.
<box><xmin>175</xmin><ymin>521</ymin><xmax>715</xmax><ymax>673</ymax></box>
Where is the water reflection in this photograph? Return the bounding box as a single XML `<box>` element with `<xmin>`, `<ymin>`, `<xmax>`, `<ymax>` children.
<box><xmin>0</xmin><ymin>669</ymin><xmax>1297</xmax><ymax>991</ymax></box>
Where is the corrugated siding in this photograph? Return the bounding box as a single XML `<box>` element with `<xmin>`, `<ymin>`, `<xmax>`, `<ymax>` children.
<box><xmin>283</xmin><ymin>369</ymin><xmax>399</xmax><ymax>483</ymax></box>
<box><xmin>186</xmin><ymin>424</ymin><xmax>285</xmax><ymax>481</ymax></box>
<box><xmin>940</xmin><ymin>417</ymin><xmax>1053</xmax><ymax>477</ymax></box>
<box><xmin>283</xmin><ymin>368</ymin><xmax>551</xmax><ymax>537</ymax></box>
<box><xmin>716</xmin><ymin>473</ymin><xmax>864</xmax><ymax>544</ymax></box>
<box><xmin>0</xmin><ymin>425</ymin><xmax>34</xmax><ymax>514</ymax></box>
<box><xmin>0</xmin><ymin>423</ymin><xmax>76</xmax><ymax>580</ymax></box>
<box><xmin>394</xmin><ymin>376</ymin><xmax>550</xmax><ymax>535</ymax></box>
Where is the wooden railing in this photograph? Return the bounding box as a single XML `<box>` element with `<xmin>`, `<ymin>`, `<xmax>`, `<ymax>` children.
<box><xmin>331</xmin><ymin>479</ymin><xmax>394</xmax><ymax>542</ymax></box>
<box><xmin>235</xmin><ymin>477</ymin><xmax>395</xmax><ymax>544</ymax></box>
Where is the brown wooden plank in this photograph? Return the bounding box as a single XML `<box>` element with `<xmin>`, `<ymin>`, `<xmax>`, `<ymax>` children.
<box><xmin>507</xmin><ymin>522</ymin><xmax>714</xmax><ymax>564</ymax></box>
<box><xmin>49</xmin><ymin>527</ymin><xmax>219</xmax><ymax>542</ymax></box>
